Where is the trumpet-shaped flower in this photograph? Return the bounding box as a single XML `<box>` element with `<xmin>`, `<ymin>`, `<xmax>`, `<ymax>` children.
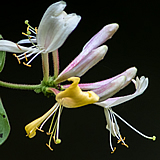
<box><xmin>0</xmin><ymin>0</ymin><xmax>152</xmax><ymax>153</ymax></box>
<box><xmin>24</xmin><ymin>14</ymin><xmax>155</xmax><ymax>152</ymax></box>
<box><xmin>0</xmin><ymin>1</ymin><xmax>81</xmax><ymax>67</ymax></box>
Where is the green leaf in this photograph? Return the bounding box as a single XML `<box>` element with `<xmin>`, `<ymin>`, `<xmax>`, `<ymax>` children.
<box><xmin>0</xmin><ymin>99</ymin><xmax>10</xmax><ymax>145</ymax></box>
<box><xmin>0</xmin><ymin>35</ymin><xmax>6</xmax><ymax>72</ymax></box>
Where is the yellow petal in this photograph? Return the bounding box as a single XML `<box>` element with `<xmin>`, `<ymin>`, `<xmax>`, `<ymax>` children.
<box><xmin>56</xmin><ymin>77</ymin><xmax>99</xmax><ymax>108</ymax></box>
<box><xmin>25</xmin><ymin>103</ymin><xmax>59</xmax><ymax>138</ymax></box>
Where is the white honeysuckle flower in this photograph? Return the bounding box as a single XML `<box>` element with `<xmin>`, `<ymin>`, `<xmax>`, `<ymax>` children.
<box><xmin>0</xmin><ymin>1</ymin><xmax>81</xmax><ymax>66</ymax></box>
<box><xmin>95</xmin><ymin>76</ymin><xmax>156</xmax><ymax>153</ymax></box>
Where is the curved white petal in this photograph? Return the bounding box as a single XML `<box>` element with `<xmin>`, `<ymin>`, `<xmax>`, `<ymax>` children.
<box><xmin>37</xmin><ymin>1</ymin><xmax>81</xmax><ymax>52</ymax></box>
<box><xmin>93</xmin><ymin>76</ymin><xmax>126</xmax><ymax>102</ymax></box>
<box><xmin>55</xmin><ymin>45</ymin><xmax>108</xmax><ymax>83</ymax></box>
<box><xmin>0</xmin><ymin>40</ymin><xmax>30</xmax><ymax>53</ymax></box>
<box><xmin>62</xmin><ymin>67</ymin><xmax>137</xmax><ymax>90</ymax></box>
<box><xmin>17</xmin><ymin>38</ymin><xmax>37</xmax><ymax>44</ymax></box>
<box><xmin>95</xmin><ymin>76</ymin><xmax>149</xmax><ymax>108</ymax></box>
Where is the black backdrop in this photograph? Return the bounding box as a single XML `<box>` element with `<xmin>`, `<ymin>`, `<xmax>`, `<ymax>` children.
<box><xmin>0</xmin><ymin>0</ymin><xmax>160</xmax><ymax>160</ymax></box>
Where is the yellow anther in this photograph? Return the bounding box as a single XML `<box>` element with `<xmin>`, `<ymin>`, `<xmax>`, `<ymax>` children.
<box><xmin>121</xmin><ymin>143</ymin><xmax>129</xmax><ymax>148</ymax></box>
<box><xmin>23</xmin><ymin>62</ymin><xmax>31</xmax><ymax>67</ymax></box>
<box><xmin>13</xmin><ymin>54</ymin><xmax>21</xmax><ymax>64</ymax></box>
<box><xmin>27</xmin><ymin>26</ymin><xmax>29</xmax><ymax>31</ymax></box>
<box><xmin>111</xmin><ymin>147</ymin><xmax>116</xmax><ymax>154</ymax></box>
<box><xmin>35</xmin><ymin>27</ymin><xmax>38</xmax><ymax>34</ymax></box>
<box><xmin>53</xmin><ymin>136</ymin><xmax>57</xmax><ymax>144</ymax></box>
<box><xmin>46</xmin><ymin>143</ymin><xmax>53</xmax><ymax>151</ymax></box>
<box><xmin>22</xmin><ymin>32</ymin><xmax>28</xmax><ymax>36</ymax></box>
<box><xmin>36</xmin><ymin>127</ymin><xmax>44</xmax><ymax>132</ymax></box>
<box><xmin>24</xmin><ymin>53</ymin><xmax>28</xmax><ymax>61</ymax></box>
<box><xmin>117</xmin><ymin>135</ymin><xmax>125</xmax><ymax>143</ymax></box>
<box><xmin>46</xmin><ymin>132</ymin><xmax>52</xmax><ymax>135</ymax></box>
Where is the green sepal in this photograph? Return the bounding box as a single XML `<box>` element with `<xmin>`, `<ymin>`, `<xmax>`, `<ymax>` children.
<box><xmin>0</xmin><ymin>99</ymin><xmax>10</xmax><ymax>145</ymax></box>
<box><xmin>0</xmin><ymin>35</ymin><xmax>6</xmax><ymax>72</ymax></box>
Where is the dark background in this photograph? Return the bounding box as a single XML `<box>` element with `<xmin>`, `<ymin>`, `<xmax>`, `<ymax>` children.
<box><xmin>0</xmin><ymin>0</ymin><xmax>160</xmax><ymax>159</ymax></box>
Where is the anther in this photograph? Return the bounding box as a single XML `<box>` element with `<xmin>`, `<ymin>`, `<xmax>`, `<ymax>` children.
<box><xmin>22</xmin><ymin>32</ymin><xmax>28</xmax><ymax>36</ymax></box>
<box><xmin>46</xmin><ymin>132</ymin><xmax>52</xmax><ymax>135</ymax></box>
<box><xmin>24</xmin><ymin>53</ymin><xmax>28</xmax><ymax>61</ymax></box>
<box><xmin>117</xmin><ymin>135</ymin><xmax>125</xmax><ymax>144</ymax></box>
<box><xmin>46</xmin><ymin>143</ymin><xmax>53</xmax><ymax>151</ymax></box>
<box><xmin>36</xmin><ymin>127</ymin><xmax>44</xmax><ymax>132</ymax></box>
<box><xmin>111</xmin><ymin>147</ymin><xmax>116</xmax><ymax>154</ymax></box>
<box><xmin>13</xmin><ymin>54</ymin><xmax>21</xmax><ymax>64</ymax></box>
<box><xmin>121</xmin><ymin>143</ymin><xmax>129</xmax><ymax>148</ymax></box>
<box><xmin>35</xmin><ymin>27</ymin><xmax>38</xmax><ymax>34</ymax></box>
<box><xmin>23</xmin><ymin>62</ymin><xmax>31</xmax><ymax>67</ymax></box>
<box><xmin>27</xmin><ymin>26</ymin><xmax>29</xmax><ymax>32</ymax></box>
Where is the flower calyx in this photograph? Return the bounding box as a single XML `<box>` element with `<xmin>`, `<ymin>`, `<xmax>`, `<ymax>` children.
<box><xmin>34</xmin><ymin>76</ymin><xmax>62</xmax><ymax>97</ymax></box>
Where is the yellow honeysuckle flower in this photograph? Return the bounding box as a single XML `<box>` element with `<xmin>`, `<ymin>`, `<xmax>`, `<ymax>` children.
<box><xmin>56</xmin><ymin>77</ymin><xmax>99</xmax><ymax>108</ymax></box>
<box><xmin>25</xmin><ymin>77</ymin><xmax>99</xmax><ymax>150</ymax></box>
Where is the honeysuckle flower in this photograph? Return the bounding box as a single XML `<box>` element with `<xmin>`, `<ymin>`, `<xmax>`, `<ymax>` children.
<box><xmin>24</xmin><ymin>16</ymin><xmax>155</xmax><ymax>153</ymax></box>
<box><xmin>0</xmin><ymin>1</ymin><xmax>81</xmax><ymax>67</ymax></box>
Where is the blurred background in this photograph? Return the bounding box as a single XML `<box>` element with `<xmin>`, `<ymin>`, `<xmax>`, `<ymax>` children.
<box><xmin>0</xmin><ymin>0</ymin><xmax>160</xmax><ymax>159</ymax></box>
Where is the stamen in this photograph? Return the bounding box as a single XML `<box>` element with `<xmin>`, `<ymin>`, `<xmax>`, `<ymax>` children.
<box><xmin>23</xmin><ymin>62</ymin><xmax>31</xmax><ymax>67</ymax></box>
<box><xmin>35</xmin><ymin>27</ymin><xmax>38</xmax><ymax>34</ymax></box>
<box><xmin>24</xmin><ymin>53</ymin><xmax>28</xmax><ymax>61</ymax></box>
<box><xmin>121</xmin><ymin>143</ymin><xmax>129</xmax><ymax>148</ymax></box>
<box><xmin>108</xmin><ymin>110</ymin><xmax>116</xmax><ymax>153</ymax></box>
<box><xmin>110</xmin><ymin>109</ymin><xmax>156</xmax><ymax>141</ymax></box>
<box><xmin>26</xmin><ymin>49</ymin><xmax>45</xmax><ymax>65</ymax></box>
<box><xmin>46</xmin><ymin>143</ymin><xmax>53</xmax><ymax>151</ymax></box>
<box><xmin>22</xmin><ymin>32</ymin><xmax>28</xmax><ymax>36</ymax></box>
<box><xmin>36</xmin><ymin>127</ymin><xmax>44</xmax><ymax>132</ymax></box>
<box><xmin>27</xmin><ymin>26</ymin><xmax>29</xmax><ymax>31</ymax></box>
<box><xmin>111</xmin><ymin>147</ymin><xmax>116</xmax><ymax>154</ymax></box>
<box><xmin>13</xmin><ymin>54</ymin><xmax>21</xmax><ymax>64</ymax></box>
<box><xmin>46</xmin><ymin>132</ymin><xmax>52</xmax><ymax>135</ymax></box>
<box><xmin>117</xmin><ymin>135</ymin><xmax>125</xmax><ymax>143</ymax></box>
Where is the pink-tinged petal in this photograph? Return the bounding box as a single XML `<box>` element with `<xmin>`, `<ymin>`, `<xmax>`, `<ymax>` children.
<box><xmin>93</xmin><ymin>76</ymin><xmax>126</xmax><ymax>102</ymax></box>
<box><xmin>55</xmin><ymin>45</ymin><xmax>108</xmax><ymax>83</ymax></box>
<box><xmin>0</xmin><ymin>40</ymin><xmax>31</xmax><ymax>53</ymax></box>
<box><xmin>37</xmin><ymin>1</ymin><xmax>81</xmax><ymax>53</ymax></box>
<box><xmin>63</xmin><ymin>67</ymin><xmax>137</xmax><ymax>90</ymax></box>
<box><xmin>83</xmin><ymin>23</ymin><xmax>119</xmax><ymax>52</ymax></box>
<box><xmin>57</xmin><ymin>23</ymin><xmax>119</xmax><ymax>77</ymax></box>
<box><xmin>47</xmin><ymin>88</ymin><xmax>60</xmax><ymax>95</ymax></box>
<box><xmin>95</xmin><ymin>76</ymin><xmax>148</xmax><ymax>108</ymax></box>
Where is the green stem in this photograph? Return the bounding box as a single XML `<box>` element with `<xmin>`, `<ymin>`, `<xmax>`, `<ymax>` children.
<box><xmin>41</xmin><ymin>53</ymin><xmax>49</xmax><ymax>82</ymax></box>
<box><xmin>0</xmin><ymin>80</ymin><xmax>41</xmax><ymax>90</ymax></box>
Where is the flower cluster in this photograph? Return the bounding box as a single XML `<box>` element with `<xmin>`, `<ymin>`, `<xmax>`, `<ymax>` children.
<box><xmin>0</xmin><ymin>1</ymin><xmax>155</xmax><ymax>153</ymax></box>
